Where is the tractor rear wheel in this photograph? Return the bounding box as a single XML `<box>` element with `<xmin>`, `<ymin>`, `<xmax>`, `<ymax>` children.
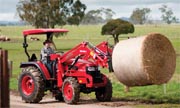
<box><xmin>95</xmin><ymin>78</ymin><xmax>112</xmax><ymax>102</ymax></box>
<box><xmin>18</xmin><ymin>67</ymin><xmax>45</xmax><ymax>103</ymax></box>
<box><xmin>62</xmin><ymin>77</ymin><xmax>80</xmax><ymax>104</ymax></box>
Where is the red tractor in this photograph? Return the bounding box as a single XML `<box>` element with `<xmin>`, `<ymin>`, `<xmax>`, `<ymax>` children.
<box><xmin>18</xmin><ymin>29</ymin><xmax>112</xmax><ymax>104</ymax></box>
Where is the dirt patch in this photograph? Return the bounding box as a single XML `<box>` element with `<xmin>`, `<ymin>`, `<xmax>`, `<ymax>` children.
<box><xmin>10</xmin><ymin>90</ymin><xmax>174</xmax><ymax>107</ymax></box>
<box><xmin>10</xmin><ymin>94</ymin><xmax>135</xmax><ymax>108</ymax></box>
<box><xmin>99</xmin><ymin>101</ymin><xmax>137</xmax><ymax>107</ymax></box>
<box><xmin>10</xmin><ymin>89</ymin><xmax>20</xmax><ymax>96</ymax></box>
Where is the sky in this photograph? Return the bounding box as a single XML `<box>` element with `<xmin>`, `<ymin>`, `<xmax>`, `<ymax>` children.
<box><xmin>0</xmin><ymin>0</ymin><xmax>180</xmax><ymax>21</ymax></box>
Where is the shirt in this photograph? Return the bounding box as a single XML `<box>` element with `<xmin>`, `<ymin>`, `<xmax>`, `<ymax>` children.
<box><xmin>41</xmin><ymin>47</ymin><xmax>54</xmax><ymax>62</ymax></box>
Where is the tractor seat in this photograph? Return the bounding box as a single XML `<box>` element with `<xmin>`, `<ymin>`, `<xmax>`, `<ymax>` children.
<box><xmin>29</xmin><ymin>53</ymin><xmax>37</xmax><ymax>61</ymax></box>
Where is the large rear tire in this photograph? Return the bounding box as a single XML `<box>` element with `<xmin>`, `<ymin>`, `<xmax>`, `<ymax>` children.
<box><xmin>95</xmin><ymin>78</ymin><xmax>112</xmax><ymax>102</ymax></box>
<box><xmin>18</xmin><ymin>67</ymin><xmax>45</xmax><ymax>103</ymax></box>
<box><xmin>62</xmin><ymin>77</ymin><xmax>80</xmax><ymax>104</ymax></box>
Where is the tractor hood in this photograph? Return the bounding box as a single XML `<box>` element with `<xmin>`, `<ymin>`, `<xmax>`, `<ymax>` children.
<box><xmin>67</xmin><ymin>59</ymin><xmax>96</xmax><ymax>67</ymax></box>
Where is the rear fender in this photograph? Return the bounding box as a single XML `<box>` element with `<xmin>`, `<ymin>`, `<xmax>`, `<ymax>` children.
<box><xmin>20</xmin><ymin>61</ymin><xmax>51</xmax><ymax>80</ymax></box>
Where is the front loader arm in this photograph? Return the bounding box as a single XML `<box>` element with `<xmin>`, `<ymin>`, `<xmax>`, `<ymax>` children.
<box><xmin>60</xmin><ymin>41</ymin><xmax>113</xmax><ymax>72</ymax></box>
<box><xmin>87</xmin><ymin>41</ymin><xmax>114</xmax><ymax>72</ymax></box>
<box><xmin>95</xmin><ymin>41</ymin><xmax>114</xmax><ymax>72</ymax></box>
<box><xmin>95</xmin><ymin>41</ymin><xmax>113</xmax><ymax>56</ymax></box>
<box><xmin>60</xmin><ymin>42</ymin><xmax>92</xmax><ymax>63</ymax></box>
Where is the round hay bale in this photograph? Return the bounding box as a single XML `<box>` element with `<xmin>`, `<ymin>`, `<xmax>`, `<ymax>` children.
<box><xmin>112</xmin><ymin>33</ymin><xmax>176</xmax><ymax>86</ymax></box>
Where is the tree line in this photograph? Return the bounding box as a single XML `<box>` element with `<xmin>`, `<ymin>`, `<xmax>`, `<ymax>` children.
<box><xmin>130</xmin><ymin>5</ymin><xmax>179</xmax><ymax>25</ymax></box>
<box><xmin>16</xmin><ymin>0</ymin><xmax>179</xmax><ymax>27</ymax></box>
<box><xmin>15</xmin><ymin>0</ymin><xmax>179</xmax><ymax>45</ymax></box>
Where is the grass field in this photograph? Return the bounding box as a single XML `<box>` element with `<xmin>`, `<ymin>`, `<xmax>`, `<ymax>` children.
<box><xmin>0</xmin><ymin>24</ymin><xmax>180</xmax><ymax>104</ymax></box>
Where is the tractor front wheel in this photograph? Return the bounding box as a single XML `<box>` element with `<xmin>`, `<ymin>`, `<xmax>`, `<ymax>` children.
<box><xmin>62</xmin><ymin>77</ymin><xmax>80</xmax><ymax>104</ymax></box>
<box><xmin>95</xmin><ymin>78</ymin><xmax>112</xmax><ymax>102</ymax></box>
<box><xmin>18</xmin><ymin>67</ymin><xmax>45</xmax><ymax>103</ymax></box>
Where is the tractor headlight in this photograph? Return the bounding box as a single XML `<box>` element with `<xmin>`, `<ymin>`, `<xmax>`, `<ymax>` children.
<box><xmin>87</xmin><ymin>66</ymin><xmax>96</xmax><ymax>71</ymax></box>
<box><xmin>98</xmin><ymin>66</ymin><xmax>100</xmax><ymax>71</ymax></box>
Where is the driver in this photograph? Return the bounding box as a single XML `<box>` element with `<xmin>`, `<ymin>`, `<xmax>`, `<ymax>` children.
<box><xmin>41</xmin><ymin>40</ymin><xmax>54</xmax><ymax>62</ymax></box>
<box><xmin>41</xmin><ymin>40</ymin><xmax>55</xmax><ymax>74</ymax></box>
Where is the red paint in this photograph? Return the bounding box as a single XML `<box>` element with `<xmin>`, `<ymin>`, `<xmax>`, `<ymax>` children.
<box><xmin>60</xmin><ymin>41</ymin><xmax>111</xmax><ymax>68</ymax></box>
<box><xmin>23</xmin><ymin>29</ymin><xmax>68</xmax><ymax>36</ymax></box>
<box><xmin>63</xmin><ymin>82</ymin><xmax>73</xmax><ymax>101</ymax></box>
<box><xmin>77</xmin><ymin>77</ymin><xmax>87</xmax><ymax>84</ymax></box>
<box><xmin>65</xmin><ymin>73</ymin><xmax>107</xmax><ymax>88</ymax></box>
<box><xmin>57</xmin><ymin>60</ymin><xmax>63</xmax><ymax>87</ymax></box>
<box><xmin>50</xmin><ymin>54</ymin><xmax>61</xmax><ymax>61</ymax></box>
<box><xmin>37</xmin><ymin>61</ymin><xmax>51</xmax><ymax>79</ymax></box>
<box><xmin>21</xmin><ymin>75</ymin><xmax>35</xmax><ymax>96</ymax></box>
<box><xmin>20</xmin><ymin>28</ymin><xmax>113</xmax><ymax>103</ymax></box>
<box><xmin>96</xmin><ymin>41</ymin><xmax>113</xmax><ymax>55</ymax></box>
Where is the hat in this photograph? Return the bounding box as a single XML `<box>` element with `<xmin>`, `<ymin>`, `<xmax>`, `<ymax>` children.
<box><xmin>43</xmin><ymin>40</ymin><xmax>51</xmax><ymax>45</ymax></box>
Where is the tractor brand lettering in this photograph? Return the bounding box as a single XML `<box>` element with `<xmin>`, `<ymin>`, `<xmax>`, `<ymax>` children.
<box><xmin>80</xmin><ymin>50</ymin><xmax>87</xmax><ymax>53</ymax></box>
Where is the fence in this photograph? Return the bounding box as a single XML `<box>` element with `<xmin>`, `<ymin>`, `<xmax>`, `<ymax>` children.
<box><xmin>0</xmin><ymin>49</ymin><xmax>9</xmax><ymax>108</ymax></box>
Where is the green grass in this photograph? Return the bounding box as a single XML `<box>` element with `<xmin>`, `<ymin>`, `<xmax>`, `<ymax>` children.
<box><xmin>112</xmin><ymin>82</ymin><xmax>180</xmax><ymax>103</ymax></box>
<box><xmin>134</xmin><ymin>104</ymin><xmax>180</xmax><ymax>108</ymax></box>
<box><xmin>0</xmin><ymin>24</ymin><xmax>180</xmax><ymax>104</ymax></box>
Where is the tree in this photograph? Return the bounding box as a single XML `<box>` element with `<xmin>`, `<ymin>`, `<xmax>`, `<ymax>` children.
<box><xmin>17</xmin><ymin>0</ymin><xmax>86</xmax><ymax>28</ymax></box>
<box><xmin>130</xmin><ymin>8</ymin><xmax>151</xmax><ymax>24</ymax></box>
<box><xmin>159</xmin><ymin>5</ymin><xmax>179</xmax><ymax>24</ymax></box>
<box><xmin>67</xmin><ymin>0</ymin><xmax>87</xmax><ymax>25</ymax></box>
<box><xmin>102</xmin><ymin>19</ymin><xmax>134</xmax><ymax>44</ymax></box>
<box><xmin>17</xmin><ymin>0</ymin><xmax>86</xmax><ymax>49</ymax></box>
<box><xmin>81</xmin><ymin>10</ymin><xmax>103</xmax><ymax>24</ymax></box>
<box><xmin>100</xmin><ymin>8</ymin><xmax>115</xmax><ymax>22</ymax></box>
<box><xmin>81</xmin><ymin>8</ymin><xmax>115</xmax><ymax>25</ymax></box>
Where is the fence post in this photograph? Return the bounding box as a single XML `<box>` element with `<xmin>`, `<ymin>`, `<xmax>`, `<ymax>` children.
<box><xmin>8</xmin><ymin>60</ymin><xmax>12</xmax><ymax>78</ymax></box>
<box><xmin>0</xmin><ymin>49</ymin><xmax>9</xmax><ymax>108</ymax></box>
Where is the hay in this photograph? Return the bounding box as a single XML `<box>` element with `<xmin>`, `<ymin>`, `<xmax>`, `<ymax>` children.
<box><xmin>112</xmin><ymin>33</ymin><xmax>176</xmax><ymax>86</ymax></box>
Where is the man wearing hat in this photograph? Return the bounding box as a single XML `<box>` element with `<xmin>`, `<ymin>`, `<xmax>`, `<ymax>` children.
<box><xmin>41</xmin><ymin>40</ymin><xmax>55</xmax><ymax>74</ymax></box>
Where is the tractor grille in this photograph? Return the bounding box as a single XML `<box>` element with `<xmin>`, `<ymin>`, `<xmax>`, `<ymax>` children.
<box><xmin>86</xmin><ymin>66</ymin><xmax>103</xmax><ymax>83</ymax></box>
